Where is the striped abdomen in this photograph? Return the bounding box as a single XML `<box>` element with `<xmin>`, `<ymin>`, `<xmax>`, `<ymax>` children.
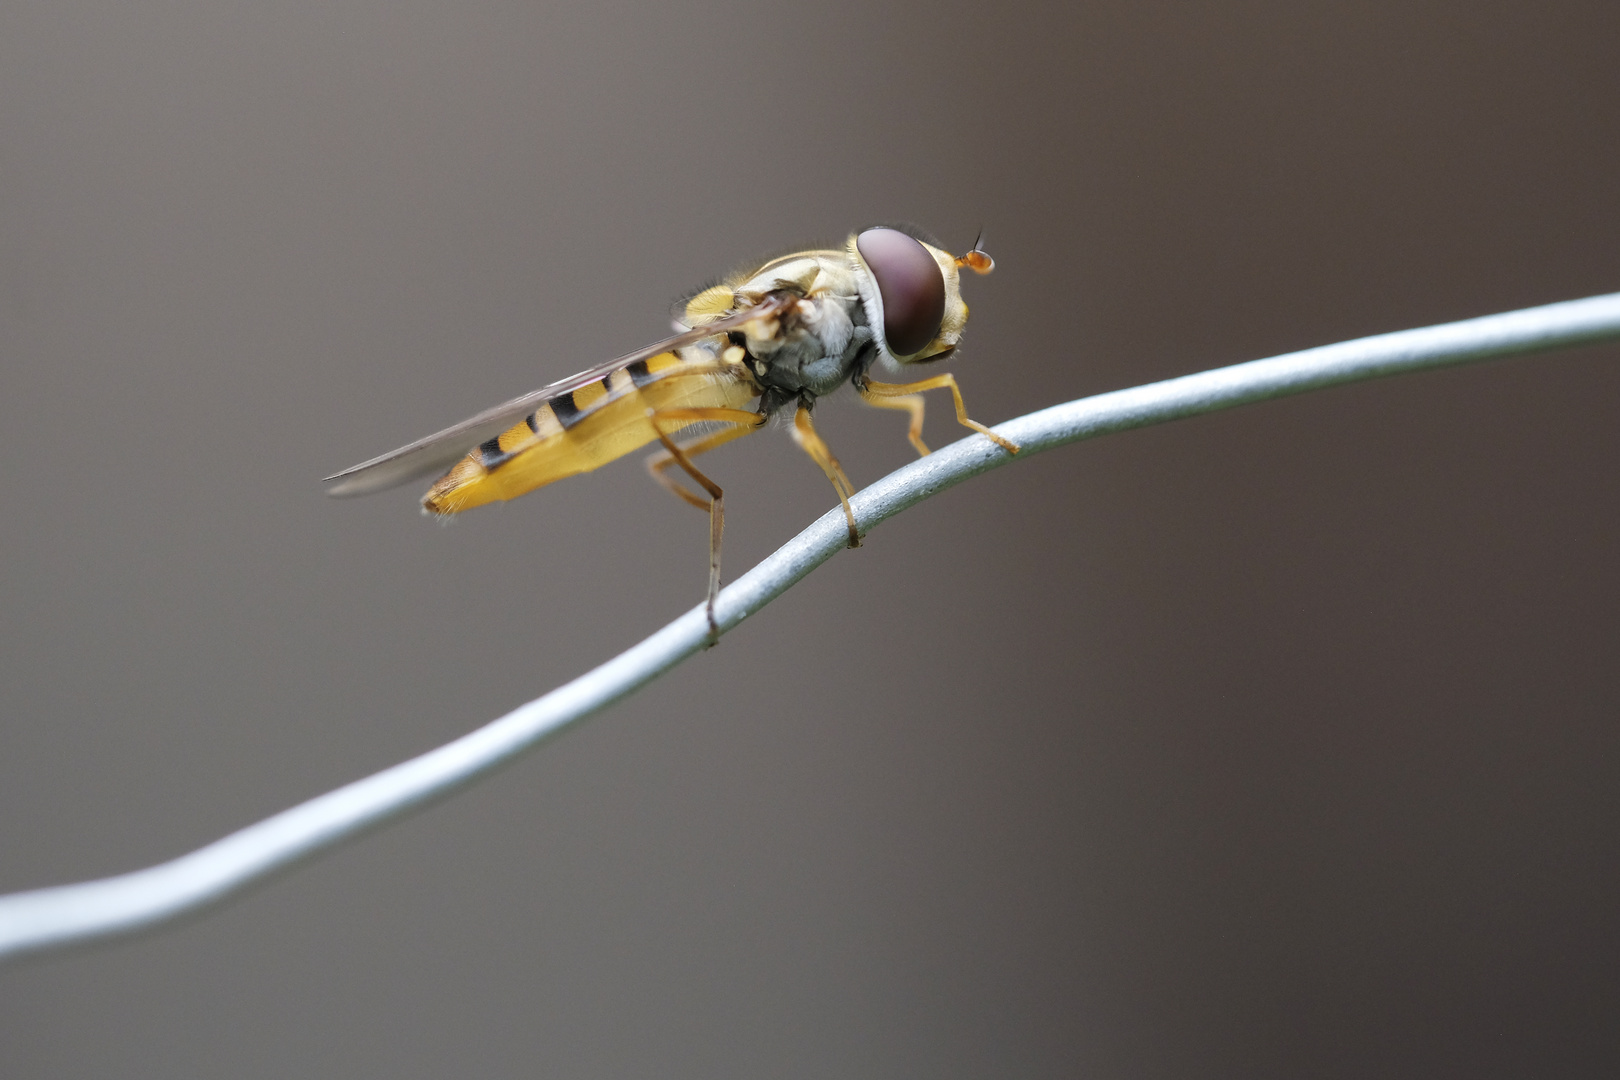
<box><xmin>422</xmin><ymin>346</ymin><xmax>759</xmax><ymax>515</ymax></box>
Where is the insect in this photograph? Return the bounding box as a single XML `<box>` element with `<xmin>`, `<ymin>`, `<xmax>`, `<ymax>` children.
<box><xmin>324</xmin><ymin>226</ymin><xmax>1019</xmax><ymax>632</ymax></box>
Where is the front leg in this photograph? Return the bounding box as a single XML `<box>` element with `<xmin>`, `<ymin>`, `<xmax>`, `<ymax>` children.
<box><xmin>856</xmin><ymin>373</ymin><xmax>1020</xmax><ymax>455</ymax></box>
<box><xmin>858</xmin><ymin>389</ymin><xmax>930</xmax><ymax>456</ymax></box>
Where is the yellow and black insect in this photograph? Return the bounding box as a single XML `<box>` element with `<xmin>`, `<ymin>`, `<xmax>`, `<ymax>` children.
<box><xmin>325</xmin><ymin>226</ymin><xmax>1018</xmax><ymax>631</ymax></box>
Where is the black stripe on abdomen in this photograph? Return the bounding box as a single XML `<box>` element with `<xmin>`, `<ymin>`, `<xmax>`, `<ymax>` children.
<box><xmin>478</xmin><ymin>435</ymin><xmax>505</xmax><ymax>467</ymax></box>
<box><xmin>550</xmin><ymin>390</ymin><xmax>582</xmax><ymax>428</ymax></box>
<box><xmin>627</xmin><ymin>359</ymin><xmax>654</xmax><ymax>387</ymax></box>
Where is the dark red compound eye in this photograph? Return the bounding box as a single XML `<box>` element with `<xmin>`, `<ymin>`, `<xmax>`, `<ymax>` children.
<box><xmin>857</xmin><ymin>228</ymin><xmax>946</xmax><ymax>356</ymax></box>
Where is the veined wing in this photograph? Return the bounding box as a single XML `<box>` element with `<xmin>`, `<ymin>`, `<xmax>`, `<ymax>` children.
<box><xmin>323</xmin><ymin>296</ymin><xmax>788</xmax><ymax>497</ymax></box>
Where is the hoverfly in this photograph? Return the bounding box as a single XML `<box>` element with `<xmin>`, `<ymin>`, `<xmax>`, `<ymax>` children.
<box><xmin>324</xmin><ymin>226</ymin><xmax>1019</xmax><ymax>632</ymax></box>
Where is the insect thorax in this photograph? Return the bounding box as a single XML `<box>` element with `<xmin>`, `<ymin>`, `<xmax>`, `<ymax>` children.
<box><xmin>728</xmin><ymin>251</ymin><xmax>879</xmax><ymax>403</ymax></box>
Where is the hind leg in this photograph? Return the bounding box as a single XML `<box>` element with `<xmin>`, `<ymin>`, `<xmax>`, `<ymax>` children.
<box><xmin>645</xmin><ymin>407</ymin><xmax>767</xmax><ymax>636</ymax></box>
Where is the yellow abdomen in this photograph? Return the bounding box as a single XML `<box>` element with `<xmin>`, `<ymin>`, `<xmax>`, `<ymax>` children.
<box><xmin>423</xmin><ymin>351</ymin><xmax>758</xmax><ymax>515</ymax></box>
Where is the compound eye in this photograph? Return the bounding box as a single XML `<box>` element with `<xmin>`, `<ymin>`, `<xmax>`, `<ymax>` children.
<box><xmin>857</xmin><ymin>228</ymin><xmax>946</xmax><ymax>356</ymax></box>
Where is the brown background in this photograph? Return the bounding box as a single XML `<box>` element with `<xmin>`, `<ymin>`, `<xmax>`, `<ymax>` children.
<box><xmin>2</xmin><ymin>1</ymin><xmax>1618</xmax><ymax>1076</ymax></box>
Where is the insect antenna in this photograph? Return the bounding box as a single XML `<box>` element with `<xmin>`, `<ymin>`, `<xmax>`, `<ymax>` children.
<box><xmin>956</xmin><ymin>227</ymin><xmax>995</xmax><ymax>274</ymax></box>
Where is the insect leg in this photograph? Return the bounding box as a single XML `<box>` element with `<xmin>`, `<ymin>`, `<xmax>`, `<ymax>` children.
<box><xmin>645</xmin><ymin>412</ymin><xmax>767</xmax><ymax>509</ymax></box>
<box><xmin>789</xmin><ymin>405</ymin><xmax>861</xmax><ymax>548</ymax></box>
<box><xmin>646</xmin><ymin>407</ymin><xmax>767</xmax><ymax>636</ymax></box>
<box><xmin>856</xmin><ymin>389</ymin><xmax>930</xmax><ymax>456</ymax></box>
<box><xmin>856</xmin><ymin>374</ymin><xmax>1021</xmax><ymax>454</ymax></box>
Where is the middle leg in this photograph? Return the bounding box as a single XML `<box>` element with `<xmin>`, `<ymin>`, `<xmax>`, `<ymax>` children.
<box><xmin>789</xmin><ymin>404</ymin><xmax>861</xmax><ymax>548</ymax></box>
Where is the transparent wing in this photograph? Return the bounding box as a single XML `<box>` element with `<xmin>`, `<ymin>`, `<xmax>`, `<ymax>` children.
<box><xmin>322</xmin><ymin>296</ymin><xmax>785</xmax><ymax>498</ymax></box>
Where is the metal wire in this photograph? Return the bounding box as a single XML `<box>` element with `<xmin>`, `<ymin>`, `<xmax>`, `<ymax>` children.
<box><xmin>3</xmin><ymin>292</ymin><xmax>1618</xmax><ymax>964</ymax></box>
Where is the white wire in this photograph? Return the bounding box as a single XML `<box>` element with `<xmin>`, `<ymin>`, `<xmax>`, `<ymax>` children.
<box><xmin>3</xmin><ymin>291</ymin><xmax>1618</xmax><ymax>963</ymax></box>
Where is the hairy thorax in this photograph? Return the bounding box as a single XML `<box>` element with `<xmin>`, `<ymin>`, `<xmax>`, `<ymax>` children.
<box><xmin>689</xmin><ymin>249</ymin><xmax>878</xmax><ymax>401</ymax></box>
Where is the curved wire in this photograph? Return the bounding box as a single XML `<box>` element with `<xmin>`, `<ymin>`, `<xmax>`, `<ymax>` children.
<box><xmin>3</xmin><ymin>292</ymin><xmax>1618</xmax><ymax>963</ymax></box>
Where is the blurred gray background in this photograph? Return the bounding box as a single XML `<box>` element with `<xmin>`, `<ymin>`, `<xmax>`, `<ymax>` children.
<box><xmin>2</xmin><ymin>0</ymin><xmax>1618</xmax><ymax>1076</ymax></box>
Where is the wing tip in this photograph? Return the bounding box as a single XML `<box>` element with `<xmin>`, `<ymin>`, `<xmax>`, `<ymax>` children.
<box><xmin>322</xmin><ymin>465</ymin><xmax>405</xmax><ymax>498</ymax></box>
<box><xmin>322</xmin><ymin>477</ymin><xmax>368</xmax><ymax>498</ymax></box>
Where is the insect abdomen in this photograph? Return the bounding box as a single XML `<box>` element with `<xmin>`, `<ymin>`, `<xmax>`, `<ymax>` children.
<box><xmin>422</xmin><ymin>351</ymin><xmax>757</xmax><ymax>515</ymax></box>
